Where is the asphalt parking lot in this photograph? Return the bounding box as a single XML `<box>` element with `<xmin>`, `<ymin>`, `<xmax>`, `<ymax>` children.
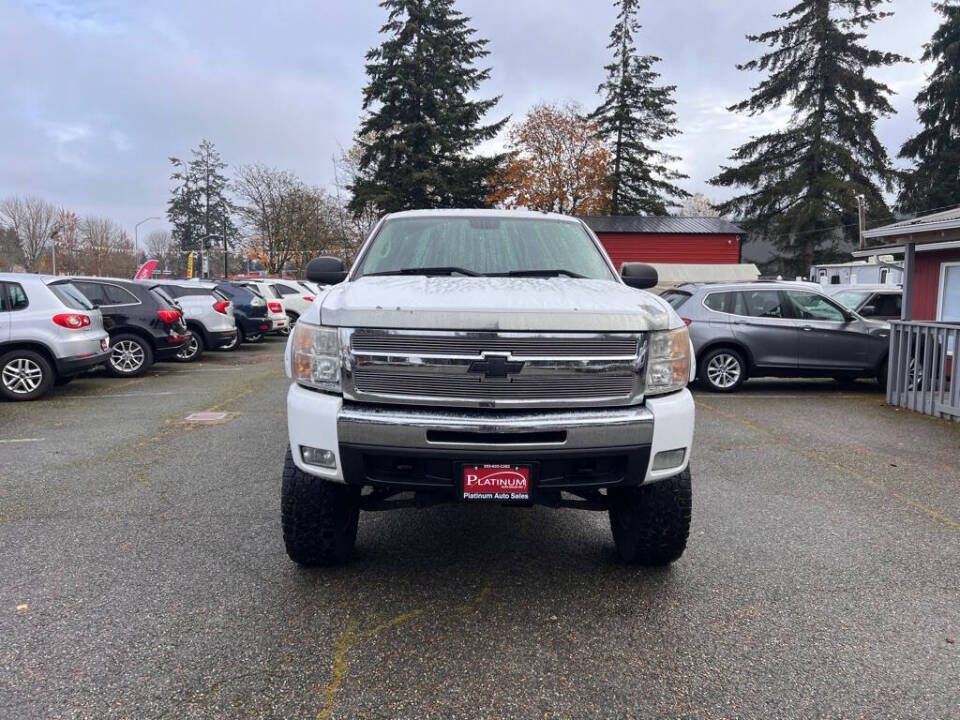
<box><xmin>1</xmin><ymin>339</ymin><xmax>958</xmax><ymax>719</ymax></box>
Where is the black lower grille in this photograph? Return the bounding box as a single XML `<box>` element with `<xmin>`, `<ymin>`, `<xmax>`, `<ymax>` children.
<box><xmin>339</xmin><ymin>444</ymin><xmax>650</xmax><ymax>491</ymax></box>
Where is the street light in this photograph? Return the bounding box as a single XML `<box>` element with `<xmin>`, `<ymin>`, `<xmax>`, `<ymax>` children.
<box><xmin>135</xmin><ymin>216</ymin><xmax>161</xmax><ymax>260</ymax></box>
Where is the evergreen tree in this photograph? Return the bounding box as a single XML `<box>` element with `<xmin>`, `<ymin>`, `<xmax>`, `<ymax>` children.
<box><xmin>710</xmin><ymin>0</ymin><xmax>906</xmax><ymax>273</ymax></box>
<box><xmin>349</xmin><ymin>0</ymin><xmax>508</xmax><ymax>216</ymax></box>
<box><xmin>898</xmin><ymin>2</ymin><xmax>960</xmax><ymax>214</ymax></box>
<box><xmin>589</xmin><ymin>0</ymin><xmax>687</xmax><ymax>215</ymax></box>
<box><xmin>167</xmin><ymin>139</ymin><xmax>237</xmax><ymax>273</ymax></box>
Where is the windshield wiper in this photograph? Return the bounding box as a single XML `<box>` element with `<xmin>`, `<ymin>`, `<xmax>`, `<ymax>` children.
<box><xmin>365</xmin><ymin>266</ymin><xmax>482</xmax><ymax>277</ymax></box>
<box><xmin>497</xmin><ymin>269</ymin><xmax>587</xmax><ymax>279</ymax></box>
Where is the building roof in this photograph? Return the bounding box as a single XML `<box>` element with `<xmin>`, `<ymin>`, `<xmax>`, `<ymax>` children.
<box><xmin>863</xmin><ymin>206</ymin><xmax>960</xmax><ymax>241</ymax></box>
<box><xmin>582</xmin><ymin>215</ymin><xmax>745</xmax><ymax>235</ymax></box>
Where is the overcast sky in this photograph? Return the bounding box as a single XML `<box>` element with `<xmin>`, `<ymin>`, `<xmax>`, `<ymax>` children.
<box><xmin>0</xmin><ymin>0</ymin><xmax>942</xmax><ymax>236</ymax></box>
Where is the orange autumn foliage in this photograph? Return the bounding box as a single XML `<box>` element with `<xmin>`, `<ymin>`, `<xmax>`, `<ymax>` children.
<box><xmin>486</xmin><ymin>102</ymin><xmax>610</xmax><ymax>216</ymax></box>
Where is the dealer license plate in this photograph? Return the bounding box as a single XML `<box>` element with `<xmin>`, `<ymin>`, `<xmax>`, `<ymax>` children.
<box><xmin>462</xmin><ymin>464</ymin><xmax>531</xmax><ymax>502</ymax></box>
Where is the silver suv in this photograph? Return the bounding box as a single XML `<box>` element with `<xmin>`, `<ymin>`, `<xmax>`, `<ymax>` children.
<box><xmin>662</xmin><ymin>282</ymin><xmax>890</xmax><ymax>392</ymax></box>
<box><xmin>0</xmin><ymin>273</ymin><xmax>110</xmax><ymax>401</ymax></box>
<box><xmin>143</xmin><ymin>280</ymin><xmax>238</xmax><ymax>360</ymax></box>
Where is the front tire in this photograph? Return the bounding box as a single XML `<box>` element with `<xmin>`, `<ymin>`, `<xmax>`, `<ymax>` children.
<box><xmin>241</xmin><ymin>329</ymin><xmax>263</xmax><ymax>344</ymax></box>
<box><xmin>608</xmin><ymin>469</ymin><xmax>692</xmax><ymax>566</ymax></box>
<box><xmin>0</xmin><ymin>350</ymin><xmax>54</xmax><ymax>401</ymax></box>
<box><xmin>281</xmin><ymin>447</ymin><xmax>360</xmax><ymax>566</ymax></box>
<box><xmin>106</xmin><ymin>334</ymin><xmax>153</xmax><ymax>378</ymax></box>
<box><xmin>700</xmin><ymin>347</ymin><xmax>746</xmax><ymax>393</ymax></box>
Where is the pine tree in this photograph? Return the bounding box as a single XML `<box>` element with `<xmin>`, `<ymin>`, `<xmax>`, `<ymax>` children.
<box><xmin>710</xmin><ymin>0</ymin><xmax>906</xmax><ymax>273</ymax></box>
<box><xmin>898</xmin><ymin>2</ymin><xmax>960</xmax><ymax>214</ymax></box>
<box><xmin>348</xmin><ymin>0</ymin><xmax>508</xmax><ymax>216</ymax></box>
<box><xmin>167</xmin><ymin>139</ymin><xmax>237</xmax><ymax>274</ymax></box>
<box><xmin>589</xmin><ymin>0</ymin><xmax>687</xmax><ymax>216</ymax></box>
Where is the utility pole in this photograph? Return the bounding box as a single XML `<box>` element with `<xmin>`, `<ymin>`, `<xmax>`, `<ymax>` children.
<box><xmin>135</xmin><ymin>216</ymin><xmax>160</xmax><ymax>262</ymax></box>
<box><xmin>856</xmin><ymin>195</ymin><xmax>866</xmax><ymax>249</ymax></box>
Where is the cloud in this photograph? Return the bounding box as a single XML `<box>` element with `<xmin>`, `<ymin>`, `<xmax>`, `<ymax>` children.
<box><xmin>0</xmin><ymin>0</ymin><xmax>944</xmax><ymax>229</ymax></box>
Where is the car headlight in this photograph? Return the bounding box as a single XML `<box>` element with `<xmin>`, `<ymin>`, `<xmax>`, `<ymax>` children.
<box><xmin>645</xmin><ymin>326</ymin><xmax>691</xmax><ymax>396</ymax></box>
<box><xmin>290</xmin><ymin>321</ymin><xmax>341</xmax><ymax>392</ymax></box>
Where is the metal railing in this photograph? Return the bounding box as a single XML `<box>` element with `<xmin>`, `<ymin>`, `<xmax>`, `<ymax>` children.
<box><xmin>887</xmin><ymin>320</ymin><xmax>959</xmax><ymax>420</ymax></box>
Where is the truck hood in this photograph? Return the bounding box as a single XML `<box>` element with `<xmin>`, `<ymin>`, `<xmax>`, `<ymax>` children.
<box><xmin>318</xmin><ymin>276</ymin><xmax>677</xmax><ymax>332</ymax></box>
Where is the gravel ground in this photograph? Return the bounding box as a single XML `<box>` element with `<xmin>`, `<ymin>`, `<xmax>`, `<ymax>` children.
<box><xmin>1</xmin><ymin>338</ymin><xmax>957</xmax><ymax>719</ymax></box>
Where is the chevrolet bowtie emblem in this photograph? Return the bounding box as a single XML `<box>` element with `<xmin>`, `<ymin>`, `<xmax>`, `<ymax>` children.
<box><xmin>467</xmin><ymin>354</ymin><xmax>524</xmax><ymax>379</ymax></box>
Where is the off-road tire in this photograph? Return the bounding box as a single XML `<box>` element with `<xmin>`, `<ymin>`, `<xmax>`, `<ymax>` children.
<box><xmin>699</xmin><ymin>347</ymin><xmax>746</xmax><ymax>393</ymax></box>
<box><xmin>608</xmin><ymin>469</ymin><xmax>692</xmax><ymax>566</ymax></box>
<box><xmin>105</xmin><ymin>333</ymin><xmax>153</xmax><ymax>378</ymax></box>
<box><xmin>0</xmin><ymin>349</ymin><xmax>54</xmax><ymax>401</ymax></box>
<box><xmin>281</xmin><ymin>447</ymin><xmax>360</xmax><ymax>566</ymax></box>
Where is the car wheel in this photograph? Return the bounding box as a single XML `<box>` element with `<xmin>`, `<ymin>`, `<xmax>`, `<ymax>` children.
<box><xmin>608</xmin><ymin>469</ymin><xmax>692</xmax><ymax>566</ymax></box>
<box><xmin>242</xmin><ymin>330</ymin><xmax>263</xmax><ymax>344</ymax></box>
<box><xmin>0</xmin><ymin>350</ymin><xmax>54</xmax><ymax>401</ymax></box>
<box><xmin>176</xmin><ymin>331</ymin><xmax>204</xmax><ymax>362</ymax></box>
<box><xmin>106</xmin><ymin>334</ymin><xmax>153</xmax><ymax>378</ymax></box>
<box><xmin>700</xmin><ymin>347</ymin><xmax>746</xmax><ymax>392</ymax></box>
<box><xmin>281</xmin><ymin>446</ymin><xmax>360</xmax><ymax>566</ymax></box>
<box><xmin>877</xmin><ymin>358</ymin><xmax>889</xmax><ymax>392</ymax></box>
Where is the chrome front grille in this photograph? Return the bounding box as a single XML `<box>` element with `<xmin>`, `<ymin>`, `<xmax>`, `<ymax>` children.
<box><xmin>350</xmin><ymin>333</ymin><xmax>639</xmax><ymax>358</ymax></box>
<box><xmin>343</xmin><ymin>329</ymin><xmax>646</xmax><ymax>409</ymax></box>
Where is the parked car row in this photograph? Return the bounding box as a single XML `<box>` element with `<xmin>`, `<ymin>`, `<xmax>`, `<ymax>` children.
<box><xmin>662</xmin><ymin>281</ymin><xmax>895</xmax><ymax>393</ymax></box>
<box><xmin>0</xmin><ymin>272</ymin><xmax>296</xmax><ymax>401</ymax></box>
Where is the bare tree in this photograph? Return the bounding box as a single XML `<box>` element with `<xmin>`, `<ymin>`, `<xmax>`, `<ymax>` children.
<box><xmin>81</xmin><ymin>216</ymin><xmax>134</xmax><ymax>277</ymax></box>
<box><xmin>680</xmin><ymin>192</ymin><xmax>720</xmax><ymax>217</ymax></box>
<box><xmin>144</xmin><ymin>229</ymin><xmax>175</xmax><ymax>270</ymax></box>
<box><xmin>0</xmin><ymin>195</ymin><xmax>59</xmax><ymax>272</ymax></box>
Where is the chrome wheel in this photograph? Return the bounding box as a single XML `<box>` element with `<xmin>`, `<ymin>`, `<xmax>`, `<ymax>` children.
<box><xmin>111</xmin><ymin>340</ymin><xmax>146</xmax><ymax>373</ymax></box>
<box><xmin>177</xmin><ymin>333</ymin><xmax>200</xmax><ymax>361</ymax></box>
<box><xmin>2</xmin><ymin>357</ymin><xmax>43</xmax><ymax>395</ymax></box>
<box><xmin>706</xmin><ymin>353</ymin><xmax>742</xmax><ymax>389</ymax></box>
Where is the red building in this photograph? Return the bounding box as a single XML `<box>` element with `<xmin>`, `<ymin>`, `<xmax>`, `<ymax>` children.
<box><xmin>856</xmin><ymin>207</ymin><xmax>960</xmax><ymax>421</ymax></box>
<box><xmin>857</xmin><ymin>207</ymin><xmax>960</xmax><ymax>322</ymax></box>
<box><xmin>583</xmin><ymin>216</ymin><xmax>746</xmax><ymax>269</ymax></box>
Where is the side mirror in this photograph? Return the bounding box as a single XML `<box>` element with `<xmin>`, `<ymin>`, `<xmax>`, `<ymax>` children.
<box><xmin>620</xmin><ymin>263</ymin><xmax>658</xmax><ymax>289</ymax></box>
<box><xmin>860</xmin><ymin>304</ymin><xmax>877</xmax><ymax>317</ymax></box>
<box><xmin>306</xmin><ymin>256</ymin><xmax>347</xmax><ymax>285</ymax></box>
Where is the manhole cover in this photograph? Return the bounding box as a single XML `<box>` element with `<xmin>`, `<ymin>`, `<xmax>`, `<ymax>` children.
<box><xmin>182</xmin><ymin>411</ymin><xmax>235</xmax><ymax>424</ymax></box>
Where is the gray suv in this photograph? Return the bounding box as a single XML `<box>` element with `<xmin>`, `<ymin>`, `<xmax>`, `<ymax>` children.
<box><xmin>0</xmin><ymin>273</ymin><xmax>110</xmax><ymax>401</ymax></box>
<box><xmin>662</xmin><ymin>282</ymin><xmax>890</xmax><ymax>392</ymax></box>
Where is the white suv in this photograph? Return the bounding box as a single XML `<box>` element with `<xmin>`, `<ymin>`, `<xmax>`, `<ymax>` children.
<box><xmin>265</xmin><ymin>279</ymin><xmax>317</xmax><ymax>326</ymax></box>
<box><xmin>0</xmin><ymin>273</ymin><xmax>110</xmax><ymax>401</ymax></box>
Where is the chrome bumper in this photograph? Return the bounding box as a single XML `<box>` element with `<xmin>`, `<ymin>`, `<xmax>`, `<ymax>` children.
<box><xmin>337</xmin><ymin>402</ymin><xmax>654</xmax><ymax>452</ymax></box>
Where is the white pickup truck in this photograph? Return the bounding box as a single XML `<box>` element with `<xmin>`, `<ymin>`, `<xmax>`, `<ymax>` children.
<box><xmin>283</xmin><ymin>210</ymin><xmax>695</xmax><ymax>566</ymax></box>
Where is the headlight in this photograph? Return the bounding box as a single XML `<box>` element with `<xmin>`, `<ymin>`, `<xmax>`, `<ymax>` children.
<box><xmin>645</xmin><ymin>326</ymin><xmax>690</xmax><ymax>396</ymax></box>
<box><xmin>290</xmin><ymin>321</ymin><xmax>341</xmax><ymax>392</ymax></box>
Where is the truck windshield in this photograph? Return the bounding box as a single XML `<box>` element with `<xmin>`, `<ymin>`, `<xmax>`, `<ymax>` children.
<box><xmin>355</xmin><ymin>217</ymin><xmax>615</xmax><ymax>280</ymax></box>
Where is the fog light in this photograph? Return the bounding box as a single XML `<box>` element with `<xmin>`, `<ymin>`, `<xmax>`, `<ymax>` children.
<box><xmin>652</xmin><ymin>448</ymin><xmax>686</xmax><ymax>471</ymax></box>
<box><xmin>301</xmin><ymin>446</ymin><xmax>337</xmax><ymax>469</ymax></box>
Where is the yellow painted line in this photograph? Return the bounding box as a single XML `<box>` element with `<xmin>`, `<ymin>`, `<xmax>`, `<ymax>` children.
<box><xmin>455</xmin><ymin>582</ymin><xmax>492</xmax><ymax>615</ymax></box>
<box><xmin>696</xmin><ymin>399</ymin><xmax>960</xmax><ymax>532</ymax></box>
<box><xmin>316</xmin><ymin>609</ymin><xmax>424</xmax><ymax>720</ymax></box>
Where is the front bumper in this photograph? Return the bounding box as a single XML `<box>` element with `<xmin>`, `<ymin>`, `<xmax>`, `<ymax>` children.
<box><xmin>287</xmin><ymin>385</ymin><xmax>694</xmax><ymax>488</ymax></box>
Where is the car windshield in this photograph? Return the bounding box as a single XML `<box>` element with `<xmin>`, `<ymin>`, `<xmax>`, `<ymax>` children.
<box><xmin>48</xmin><ymin>281</ymin><xmax>95</xmax><ymax>310</ymax></box>
<box><xmin>355</xmin><ymin>216</ymin><xmax>615</xmax><ymax>280</ymax></box>
<box><xmin>831</xmin><ymin>290</ymin><xmax>871</xmax><ymax>309</ymax></box>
